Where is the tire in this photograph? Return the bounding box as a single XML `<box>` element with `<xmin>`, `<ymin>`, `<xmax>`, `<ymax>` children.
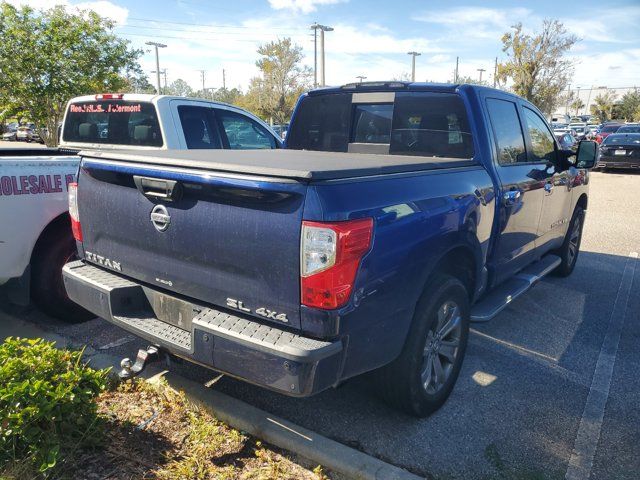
<box><xmin>553</xmin><ymin>206</ymin><xmax>585</xmax><ymax>277</ymax></box>
<box><xmin>31</xmin><ymin>226</ymin><xmax>93</xmax><ymax>322</ymax></box>
<box><xmin>374</xmin><ymin>274</ymin><xmax>470</xmax><ymax>417</ymax></box>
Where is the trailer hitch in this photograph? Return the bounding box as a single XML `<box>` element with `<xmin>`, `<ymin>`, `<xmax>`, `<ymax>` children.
<box><xmin>118</xmin><ymin>345</ymin><xmax>161</xmax><ymax>380</ymax></box>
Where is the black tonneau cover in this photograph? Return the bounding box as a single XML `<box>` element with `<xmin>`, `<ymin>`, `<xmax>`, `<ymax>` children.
<box><xmin>80</xmin><ymin>149</ymin><xmax>477</xmax><ymax>181</ymax></box>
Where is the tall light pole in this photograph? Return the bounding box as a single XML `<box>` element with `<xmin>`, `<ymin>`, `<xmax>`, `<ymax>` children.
<box><xmin>310</xmin><ymin>24</ymin><xmax>318</xmax><ymax>87</ymax></box>
<box><xmin>477</xmin><ymin>68</ymin><xmax>486</xmax><ymax>83</ymax></box>
<box><xmin>311</xmin><ymin>23</ymin><xmax>333</xmax><ymax>87</ymax></box>
<box><xmin>356</xmin><ymin>75</ymin><xmax>367</xmax><ymax>83</ymax></box>
<box><xmin>407</xmin><ymin>51</ymin><xmax>421</xmax><ymax>82</ymax></box>
<box><xmin>198</xmin><ymin>69</ymin><xmax>206</xmax><ymax>92</ymax></box>
<box><xmin>146</xmin><ymin>41</ymin><xmax>167</xmax><ymax>94</ymax></box>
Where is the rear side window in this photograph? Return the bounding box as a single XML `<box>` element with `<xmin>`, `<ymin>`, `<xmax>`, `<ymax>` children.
<box><xmin>217</xmin><ymin>110</ymin><xmax>276</xmax><ymax>149</ymax></box>
<box><xmin>287</xmin><ymin>91</ymin><xmax>474</xmax><ymax>158</ymax></box>
<box><xmin>486</xmin><ymin>98</ymin><xmax>527</xmax><ymax>165</ymax></box>
<box><xmin>178</xmin><ymin>105</ymin><xmax>221</xmax><ymax>149</ymax></box>
<box><xmin>523</xmin><ymin>107</ymin><xmax>557</xmax><ymax>163</ymax></box>
<box><xmin>63</xmin><ymin>101</ymin><xmax>163</xmax><ymax>146</ymax></box>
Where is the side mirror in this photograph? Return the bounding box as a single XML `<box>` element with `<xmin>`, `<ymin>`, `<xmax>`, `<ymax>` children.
<box><xmin>575</xmin><ymin>140</ymin><xmax>598</xmax><ymax>169</ymax></box>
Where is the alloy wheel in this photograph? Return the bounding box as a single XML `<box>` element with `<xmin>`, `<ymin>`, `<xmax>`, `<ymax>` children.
<box><xmin>421</xmin><ymin>300</ymin><xmax>463</xmax><ymax>394</ymax></box>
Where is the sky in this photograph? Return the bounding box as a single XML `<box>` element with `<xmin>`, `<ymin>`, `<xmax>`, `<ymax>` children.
<box><xmin>8</xmin><ymin>0</ymin><xmax>640</xmax><ymax>94</ymax></box>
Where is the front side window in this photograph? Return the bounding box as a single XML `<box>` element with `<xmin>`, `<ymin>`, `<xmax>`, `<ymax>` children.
<box><xmin>217</xmin><ymin>110</ymin><xmax>276</xmax><ymax>150</ymax></box>
<box><xmin>523</xmin><ymin>107</ymin><xmax>557</xmax><ymax>163</ymax></box>
<box><xmin>486</xmin><ymin>98</ymin><xmax>527</xmax><ymax>165</ymax></box>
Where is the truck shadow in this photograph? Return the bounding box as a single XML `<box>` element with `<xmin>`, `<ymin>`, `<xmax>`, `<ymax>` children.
<box><xmin>201</xmin><ymin>249</ymin><xmax>639</xmax><ymax>479</ymax></box>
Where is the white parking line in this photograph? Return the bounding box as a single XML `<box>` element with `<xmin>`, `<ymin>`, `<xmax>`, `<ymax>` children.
<box><xmin>565</xmin><ymin>251</ymin><xmax>638</xmax><ymax>480</ymax></box>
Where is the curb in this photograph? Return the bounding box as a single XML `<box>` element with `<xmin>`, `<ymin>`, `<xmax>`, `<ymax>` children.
<box><xmin>149</xmin><ymin>370</ymin><xmax>424</xmax><ymax>480</ymax></box>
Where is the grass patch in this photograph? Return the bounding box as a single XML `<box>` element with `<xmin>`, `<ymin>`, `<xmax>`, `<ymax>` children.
<box><xmin>0</xmin><ymin>338</ymin><xmax>329</xmax><ymax>479</ymax></box>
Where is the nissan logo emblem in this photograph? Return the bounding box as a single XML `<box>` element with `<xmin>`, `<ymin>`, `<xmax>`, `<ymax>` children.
<box><xmin>150</xmin><ymin>204</ymin><xmax>171</xmax><ymax>232</ymax></box>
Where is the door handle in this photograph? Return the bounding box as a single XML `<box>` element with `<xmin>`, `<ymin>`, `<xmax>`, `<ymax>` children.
<box><xmin>134</xmin><ymin>176</ymin><xmax>182</xmax><ymax>202</ymax></box>
<box><xmin>503</xmin><ymin>189</ymin><xmax>521</xmax><ymax>206</ymax></box>
<box><xmin>544</xmin><ymin>182</ymin><xmax>553</xmax><ymax>194</ymax></box>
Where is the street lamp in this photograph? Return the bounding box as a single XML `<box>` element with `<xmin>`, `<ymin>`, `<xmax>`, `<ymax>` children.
<box><xmin>407</xmin><ymin>51</ymin><xmax>421</xmax><ymax>82</ymax></box>
<box><xmin>356</xmin><ymin>75</ymin><xmax>367</xmax><ymax>83</ymax></box>
<box><xmin>310</xmin><ymin>23</ymin><xmax>333</xmax><ymax>87</ymax></box>
<box><xmin>146</xmin><ymin>41</ymin><xmax>167</xmax><ymax>94</ymax></box>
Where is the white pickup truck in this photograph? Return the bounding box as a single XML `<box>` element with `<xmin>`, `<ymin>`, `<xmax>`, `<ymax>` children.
<box><xmin>0</xmin><ymin>93</ymin><xmax>281</xmax><ymax>321</ymax></box>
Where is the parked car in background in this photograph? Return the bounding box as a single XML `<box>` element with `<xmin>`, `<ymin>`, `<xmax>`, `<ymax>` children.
<box><xmin>555</xmin><ymin>131</ymin><xmax>578</xmax><ymax>150</ymax></box>
<box><xmin>1</xmin><ymin>93</ymin><xmax>282</xmax><ymax>322</ymax></box>
<box><xmin>63</xmin><ymin>83</ymin><xmax>598</xmax><ymax>417</ymax></box>
<box><xmin>596</xmin><ymin>133</ymin><xmax>640</xmax><ymax>170</ymax></box>
<box><xmin>2</xmin><ymin>129</ymin><xmax>17</xmax><ymax>141</ymax></box>
<box><xmin>616</xmin><ymin>124</ymin><xmax>640</xmax><ymax>134</ymax></box>
<box><xmin>568</xmin><ymin>123</ymin><xmax>588</xmax><ymax>140</ymax></box>
<box><xmin>15</xmin><ymin>126</ymin><xmax>36</xmax><ymax>142</ymax></box>
<box><xmin>595</xmin><ymin>123</ymin><xmax>622</xmax><ymax>144</ymax></box>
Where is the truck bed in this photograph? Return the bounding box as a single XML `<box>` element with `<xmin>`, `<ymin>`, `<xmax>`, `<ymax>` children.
<box><xmin>79</xmin><ymin>149</ymin><xmax>477</xmax><ymax>181</ymax></box>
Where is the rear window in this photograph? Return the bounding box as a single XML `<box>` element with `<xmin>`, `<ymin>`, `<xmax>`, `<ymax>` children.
<box><xmin>287</xmin><ymin>91</ymin><xmax>474</xmax><ymax>158</ymax></box>
<box><xmin>603</xmin><ymin>134</ymin><xmax>640</xmax><ymax>145</ymax></box>
<box><xmin>601</xmin><ymin>125</ymin><xmax>621</xmax><ymax>134</ymax></box>
<box><xmin>617</xmin><ymin>125</ymin><xmax>640</xmax><ymax>134</ymax></box>
<box><xmin>62</xmin><ymin>100</ymin><xmax>163</xmax><ymax>147</ymax></box>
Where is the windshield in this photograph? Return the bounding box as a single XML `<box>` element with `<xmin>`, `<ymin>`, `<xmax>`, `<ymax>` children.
<box><xmin>287</xmin><ymin>91</ymin><xmax>474</xmax><ymax>159</ymax></box>
<box><xmin>603</xmin><ymin>134</ymin><xmax>640</xmax><ymax>145</ymax></box>
<box><xmin>62</xmin><ymin>100</ymin><xmax>163</xmax><ymax>147</ymax></box>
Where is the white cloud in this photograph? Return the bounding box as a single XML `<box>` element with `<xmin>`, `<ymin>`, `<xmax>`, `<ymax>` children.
<box><xmin>268</xmin><ymin>0</ymin><xmax>346</xmax><ymax>14</ymax></box>
<box><xmin>570</xmin><ymin>49</ymin><xmax>640</xmax><ymax>88</ymax></box>
<box><xmin>6</xmin><ymin>0</ymin><xmax>128</xmax><ymax>24</ymax></box>
<box><xmin>415</xmin><ymin>7</ymin><xmax>532</xmax><ymax>29</ymax></box>
<box><xmin>563</xmin><ymin>7</ymin><xmax>640</xmax><ymax>44</ymax></box>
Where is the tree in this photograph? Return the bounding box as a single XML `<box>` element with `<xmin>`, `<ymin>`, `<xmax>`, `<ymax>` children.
<box><xmin>590</xmin><ymin>91</ymin><xmax>617</xmax><ymax>122</ymax></box>
<box><xmin>0</xmin><ymin>3</ymin><xmax>142</xmax><ymax>146</ymax></box>
<box><xmin>210</xmin><ymin>87</ymin><xmax>243</xmax><ymax>105</ymax></box>
<box><xmin>569</xmin><ymin>97</ymin><xmax>585</xmax><ymax>116</ymax></box>
<box><xmin>497</xmin><ymin>20</ymin><xmax>578</xmax><ymax>115</ymax></box>
<box><xmin>448</xmin><ymin>75</ymin><xmax>488</xmax><ymax>86</ymax></box>
<box><xmin>239</xmin><ymin>38</ymin><xmax>311</xmax><ymax>124</ymax></box>
<box><xmin>123</xmin><ymin>72</ymin><xmax>156</xmax><ymax>94</ymax></box>
<box><xmin>617</xmin><ymin>89</ymin><xmax>640</xmax><ymax>121</ymax></box>
<box><xmin>166</xmin><ymin>78</ymin><xmax>194</xmax><ymax>97</ymax></box>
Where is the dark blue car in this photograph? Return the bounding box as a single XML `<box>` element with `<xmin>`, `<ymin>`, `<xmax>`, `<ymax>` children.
<box><xmin>63</xmin><ymin>83</ymin><xmax>598</xmax><ymax>416</ymax></box>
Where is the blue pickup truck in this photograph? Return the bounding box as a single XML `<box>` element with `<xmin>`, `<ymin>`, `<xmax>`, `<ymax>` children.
<box><xmin>62</xmin><ymin>83</ymin><xmax>598</xmax><ymax>416</ymax></box>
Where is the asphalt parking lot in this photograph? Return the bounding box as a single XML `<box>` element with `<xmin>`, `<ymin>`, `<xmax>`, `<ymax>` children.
<box><xmin>1</xmin><ymin>170</ymin><xmax>638</xmax><ymax>480</ymax></box>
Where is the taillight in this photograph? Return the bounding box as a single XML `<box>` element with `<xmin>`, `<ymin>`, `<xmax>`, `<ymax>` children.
<box><xmin>68</xmin><ymin>182</ymin><xmax>82</xmax><ymax>242</ymax></box>
<box><xmin>301</xmin><ymin>218</ymin><xmax>373</xmax><ymax>309</ymax></box>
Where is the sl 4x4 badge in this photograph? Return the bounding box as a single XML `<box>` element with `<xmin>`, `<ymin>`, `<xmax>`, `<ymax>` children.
<box><xmin>226</xmin><ymin>298</ymin><xmax>289</xmax><ymax>323</ymax></box>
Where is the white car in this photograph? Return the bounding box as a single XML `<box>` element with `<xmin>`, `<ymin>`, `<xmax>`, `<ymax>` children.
<box><xmin>1</xmin><ymin>93</ymin><xmax>281</xmax><ymax>321</ymax></box>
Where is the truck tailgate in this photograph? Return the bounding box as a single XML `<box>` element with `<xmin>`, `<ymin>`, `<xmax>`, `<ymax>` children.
<box><xmin>77</xmin><ymin>157</ymin><xmax>306</xmax><ymax>329</ymax></box>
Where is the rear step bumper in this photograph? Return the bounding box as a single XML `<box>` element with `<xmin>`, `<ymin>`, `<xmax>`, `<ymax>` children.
<box><xmin>62</xmin><ymin>260</ymin><xmax>344</xmax><ymax>397</ymax></box>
